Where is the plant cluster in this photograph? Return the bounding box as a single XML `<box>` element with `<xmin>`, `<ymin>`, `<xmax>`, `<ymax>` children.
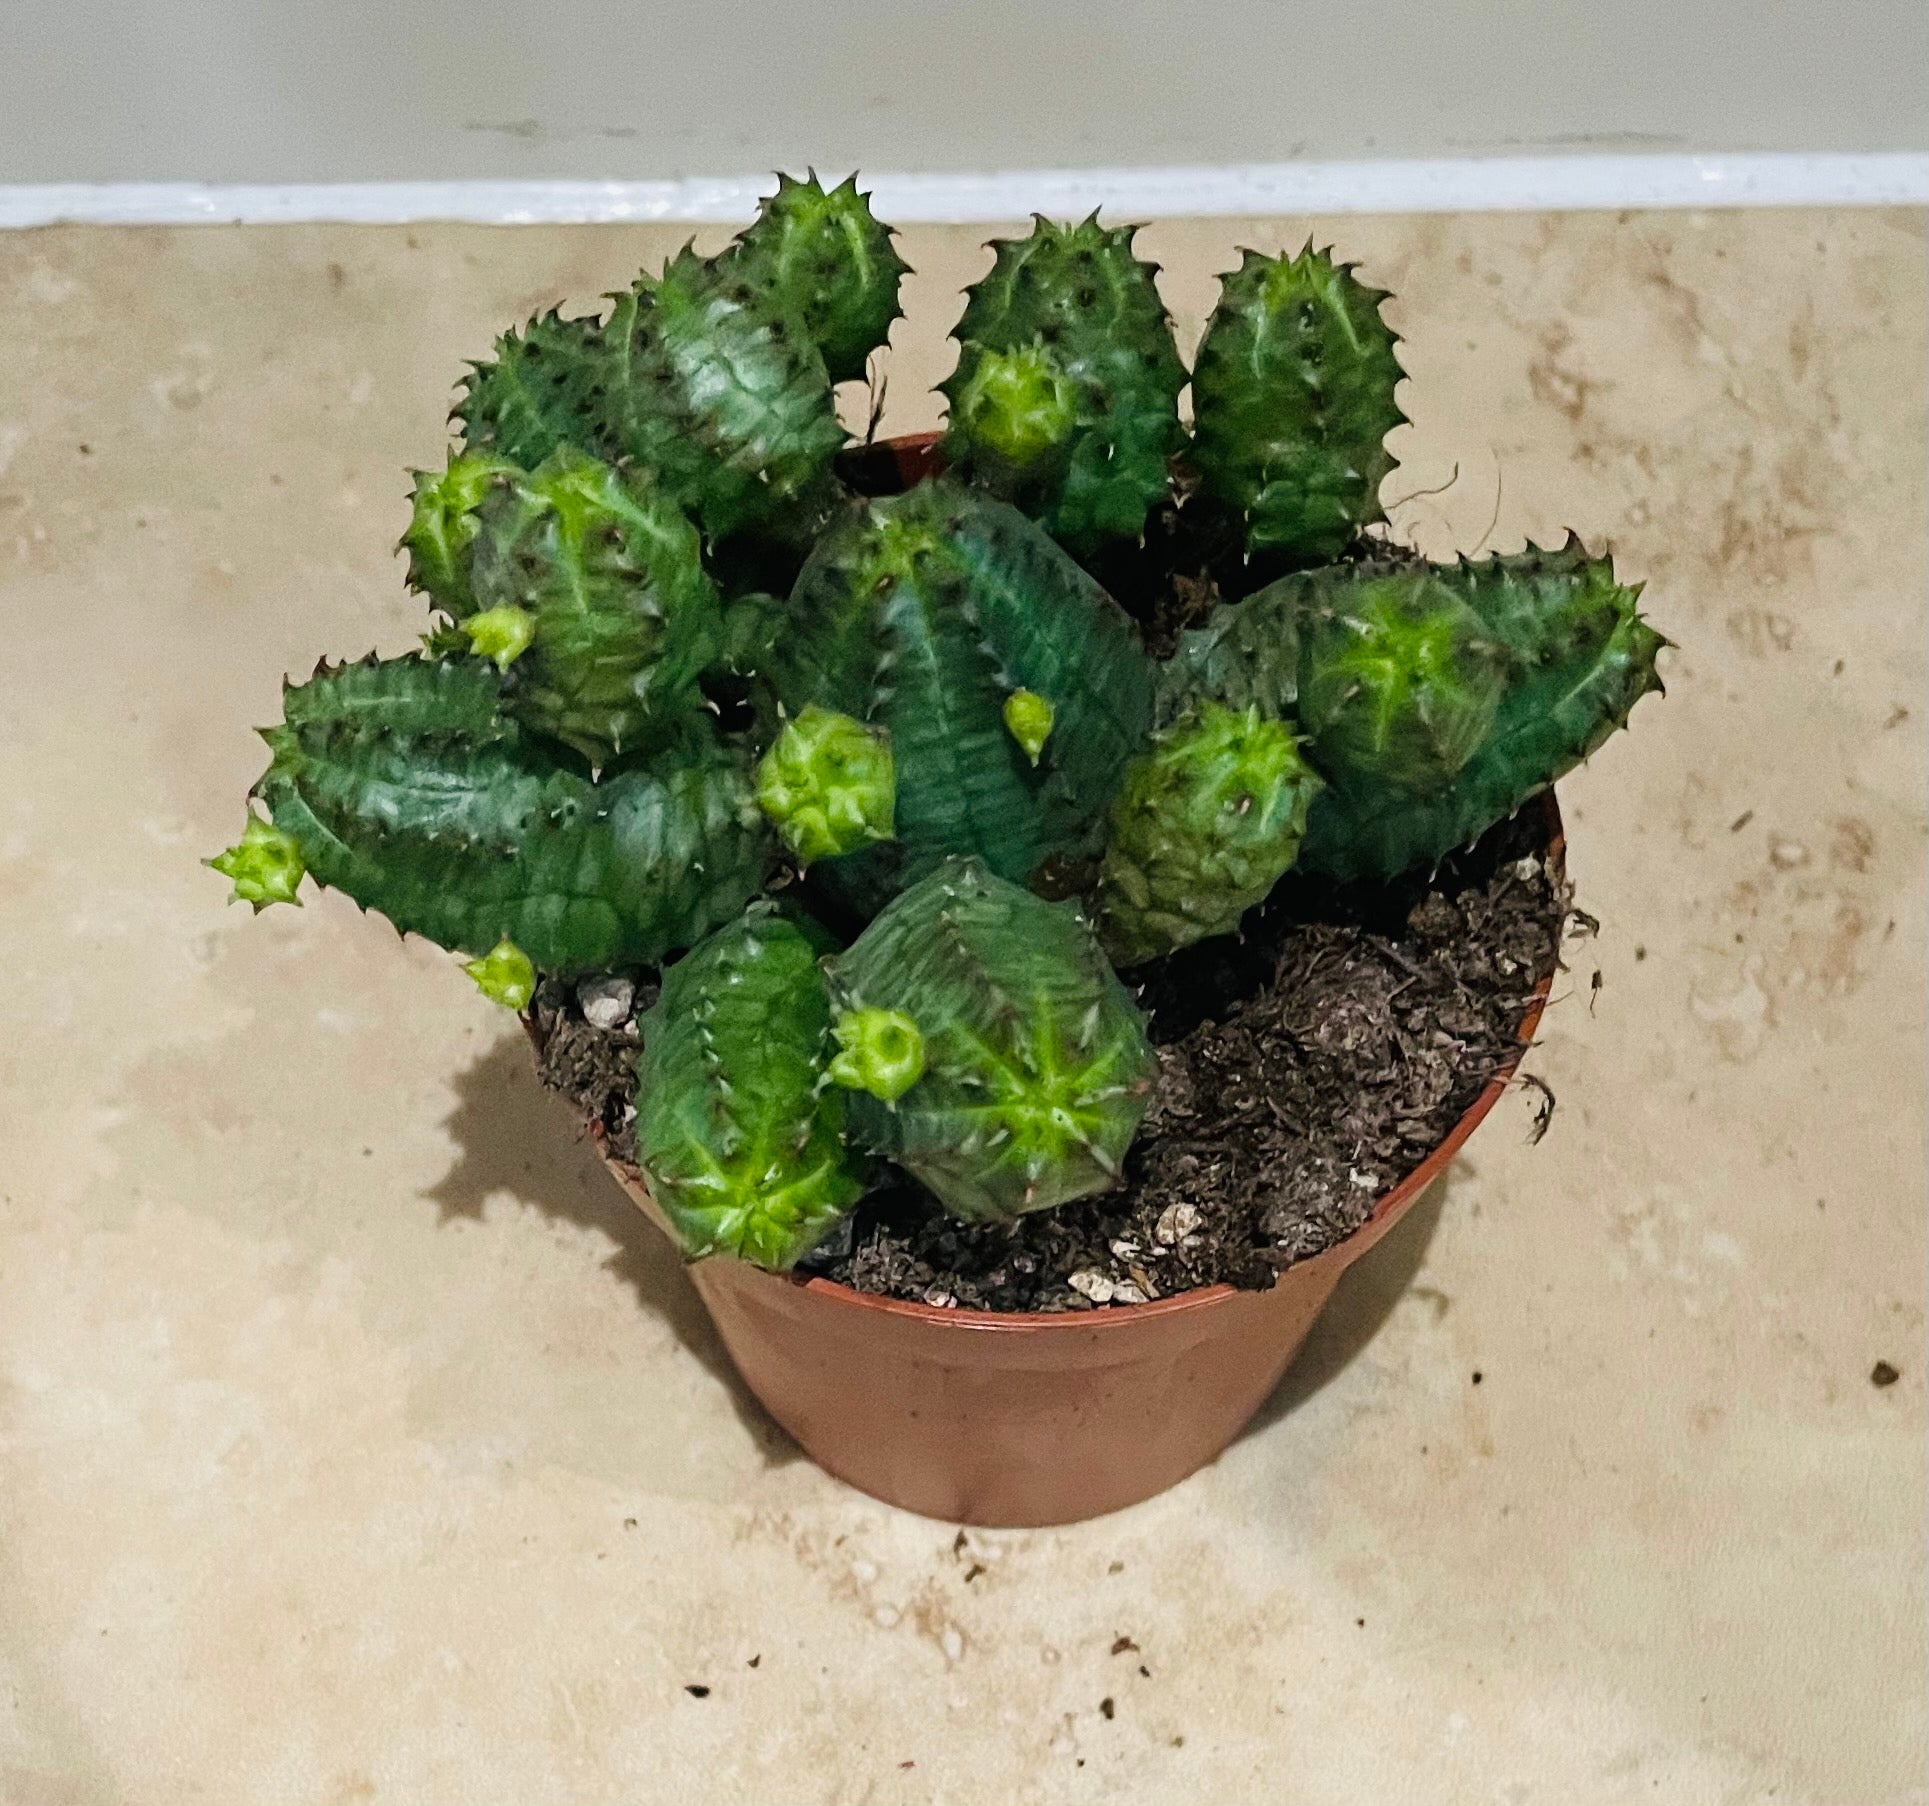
<box><xmin>213</xmin><ymin>176</ymin><xmax>1662</xmax><ymax>1270</ymax></box>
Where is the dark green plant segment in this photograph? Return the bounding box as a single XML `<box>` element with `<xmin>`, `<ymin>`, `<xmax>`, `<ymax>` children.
<box><xmin>1097</xmin><ymin>701</ymin><xmax>1322</xmax><ymax>966</ymax></box>
<box><xmin>635</xmin><ymin>903</ymin><xmax>862</xmax><ymax>1268</ymax></box>
<box><xmin>826</xmin><ymin>860</ymin><xmax>1156</xmax><ymax>1222</ymax></box>
<box><xmin>456</xmin><ymin>250</ymin><xmax>846</xmax><ymax>543</ymax></box>
<box><xmin>252</xmin><ymin>654</ymin><xmax>770</xmax><ymax>974</ymax></box>
<box><xmin>408</xmin><ymin>446</ymin><xmax>724</xmax><ymax>765</ymax></box>
<box><xmin>600</xmin><ymin>248</ymin><xmax>848</xmax><ymax>540</ymax></box>
<box><xmin>1299</xmin><ymin>543</ymin><xmax>1664</xmax><ymax>877</ymax></box>
<box><xmin>450</xmin><ymin>309</ymin><xmax>606</xmax><ymax>475</ymax></box>
<box><xmin>779</xmin><ymin>480</ymin><xmax>1154</xmax><ymax>906</ymax></box>
<box><xmin>940</xmin><ymin>217</ymin><xmax>1186</xmax><ymax>553</ymax></box>
<box><xmin>1190</xmin><ymin>246</ymin><xmax>1405</xmax><ymax>561</ymax></box>
<box><xmin>1171</xmin><ymin>546</ymin><xmax>1664</xmax><ymax>880</ymax></box>
<box><xmin>719</xmin><ymin>172</ymin><xmax>909</xmax><ymax>383</ymax></box>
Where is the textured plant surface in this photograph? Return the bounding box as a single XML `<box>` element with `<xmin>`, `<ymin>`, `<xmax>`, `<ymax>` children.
<box><xmin>636</xmin><ymin>904</ymin><xmax>862</xmax><ymax>1266</ymax></box>
<box><xmin>458</xmin><ymin>251</ymin><xmax>846</xmax><ymax>543</ymax></box>
<box><xmin>777</xmin><ymin>479</ymin><xmax>1154</xmax><ymax>907</ymax></box>
<box><xmin>940</xmin><ymin>217</ymin><xmax>1186</xmax><ymax>553</ymax></box>
<box><xmin>1170</xmin><ymin>546</ymin><xmax>1664</xmax><ymax>879</ymax></box>
<box><xmin>825</xmin><ymin>861</ymin><xmax>1156</xmax><ymax>1222</ymax></box>
<box><xmin>1190</xmin><ymin>246</ymin><xmax>1406</xmax><ymax>562</ymax></box>
<box><xmin>1097</xmin><ymin>701</ymin><xmax>1322</xmax><ymax>966</ymax></box>
<box><xmin>245</xmin><ymin>654</ymin><xmax>769</xmax><ymax>974</ymax></box>
<box><xmin>215</xmin><ymin>176</ymin><xmax>1664</xmax><ymax>1271</ymax></box>
<box><xmin>718</xmin><ymin>172</ymin><xmax>909</xmax><ymax>383</ymax></box>
<box><xmin>754</xmin><ymin>704</ymin><xmax>896</xmax><ymax>865</ymax></box>
<box><xmin>407</xmin><ymin>446</ymin><xmax>723</xmax><ymax>764</ymax></box>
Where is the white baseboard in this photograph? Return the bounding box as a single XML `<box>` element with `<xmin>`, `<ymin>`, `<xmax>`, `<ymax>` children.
<box><xmin>1</xmin><ymin>154</ymin><xmax>1923</xmax><ymax>228</ymax></box>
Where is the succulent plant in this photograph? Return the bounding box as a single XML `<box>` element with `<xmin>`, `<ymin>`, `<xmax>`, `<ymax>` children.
<box><xmin>1190</xmin><ymin>245</ymin><xmax>1405</xmax><ymax>562</ymax></box>
<box><xmin>1166</xmin><ymin>545</ymin><xmax>1664</xmax><ymax>879</ymax></box>
<box><xmin>940</xmin><ymin>217</ymin><xmax>1186</xmax><ymax>553</ymax></box>
<box><xmin>1295</xmin><ymin>543</ymin><xmax>1665</xmax><ymax>878</ymax></box>
<box><xmin>825</xmin><ymin>860</ymin><xmax>1156</xmax><ymax>1222</ymax></box>
<box><xmin>634</xmin><ymin>903</ymin><xmax>862</xmax><ymax>1266</ymax></box>
<box><xmin>214</xmin><ymin>179</ymin><xmax>1663</xmax><ymax>1274</ymax></box>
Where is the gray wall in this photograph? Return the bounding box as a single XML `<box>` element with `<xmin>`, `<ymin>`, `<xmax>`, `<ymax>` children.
<box><xmin>5</xmin><ymin>0</ymin><xmax>1926</xmax><ymax>185</ymax></box>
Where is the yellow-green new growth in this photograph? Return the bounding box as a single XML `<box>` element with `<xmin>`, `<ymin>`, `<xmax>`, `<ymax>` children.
<box><xmin>827</xmin><ymin>1007</ymin><xmax>927</xmax><ymax>1102</ymax></box>
<box><xmin>755</xmin><ymin>705</ymin><xmax>896</xmax><ymax>865</ymax></box>
<box><xmin>939</xmin><ymin>216</ymin><xmax>1187</xmax><ymax>553</ymax></box>
<box><xmin>946</xmin><ymin>343</ymin><xmax>1079</xmax><ymax>493</ymax></box>
<box><xmin>461</xmin><ymin>604</ymin><xmax>535</xmax><ymax>670</ymax></box>
<box><xmin>1002</xmin><ymin>689</ymin><xmax>1055</xmax><ymax>765</ymax></box>
<box><xmin>464</xmin><ymin>937</ymin><xmax>536</xmax><ymax>1009</ymax></box>
<box><xmin>208</xmin><ymin>813</ymin><xmax>306</xmax><ymax>910</ymax></box>
<box><xmin>401</xmin><ymin>448</ymin><xmax>517</xmax><ymax>615</ymax></box>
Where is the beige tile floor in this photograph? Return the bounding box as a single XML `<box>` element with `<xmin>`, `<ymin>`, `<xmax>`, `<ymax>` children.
<box><xmin>0</xmin><ymin>208</ymin><xmax>1923</xmax><ymax>1804</ymax></box>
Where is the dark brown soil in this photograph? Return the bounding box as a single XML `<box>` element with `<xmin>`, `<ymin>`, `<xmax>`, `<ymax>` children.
<box><xmin>532</xmin><ymin>807</ymin><xmax>1571</xmax><ymax>1314</ymax></box>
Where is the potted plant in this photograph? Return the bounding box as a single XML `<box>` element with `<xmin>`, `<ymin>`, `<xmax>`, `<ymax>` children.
<box><xmin>210</xmin><ymin>175</ymin><xmax>1664</xmax><ymax>1526</ymax></box>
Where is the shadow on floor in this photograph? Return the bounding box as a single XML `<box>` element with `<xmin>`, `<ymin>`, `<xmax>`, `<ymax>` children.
<box><xmin>427</xmin><ymin>1032</ymin><xmax>799</xmax><ymax>1465</ymax></box>
<box><xmin>1239</xmin><ymin>1172</ymin><xmax>1454</xmax><ymax>1441</ymax></box>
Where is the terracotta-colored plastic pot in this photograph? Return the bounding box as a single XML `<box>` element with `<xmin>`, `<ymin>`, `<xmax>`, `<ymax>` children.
<box><xmin>561</xmin><ymin>434</ymin><xmax>1562</xmax><ymax>1526</ymax></box>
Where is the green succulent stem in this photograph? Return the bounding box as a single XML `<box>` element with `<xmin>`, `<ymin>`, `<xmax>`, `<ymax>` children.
<box><xmin>635</xmin><ymin>903</ymin><xmax>862</xmax><ymax>1269</ymax></box>
<box><xmin>456</xmin><ymin>250</ymin><xmax>845</xmax><ymax>544</ymax></box>
<box><xmin>940</xmin><ymin>217</ymin><xmax>1186</xmax><ymax>553</ymax></box>
<box><xmin>1168</xmin><ymin>544</ymin><xmax>1664</xmax><ymax>879</ymax></box>
<box><xmin>252</xmin><ymin>654</ymin><xmax>771</xmax><ymax>974</ymax></box>
<box><xmin>719</xmin><ymin>172</ymin><xmax>909</xmax><ymax>383</ymax></box>
<box><xmin>1190</xmin><ymin>245</ymin><xmax>1406</xmax><ymax>561</ymax></box>
<box><xmin>945</xmin><ymin>343</ymin><xmax>1078</xmax><ymax>493</ymax></box>
<box><xmin>1097</xmin><ymin>701</ymin><xmax>1322</xmax><ymax>966</ymax></box>
<box><xmin>825</xmin><ymin>860</ymin><xmax>1156</xmax><ymax>1222</ymax></box>
<box><xmin>402</xmin><ymin>448</ymin><xmax>518</xmax><ymax>615</ymax></box>
<box><xmin>778</xmin><ymin>480</ymin><xmax>1153</xmax><ymax>909</ymax></box>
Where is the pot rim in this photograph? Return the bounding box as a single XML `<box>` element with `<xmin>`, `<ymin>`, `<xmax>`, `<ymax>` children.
<box><xmin>565</xmin><ymin>795</ymin><xmax>1565</xmax><ymax>1339</ymax></box>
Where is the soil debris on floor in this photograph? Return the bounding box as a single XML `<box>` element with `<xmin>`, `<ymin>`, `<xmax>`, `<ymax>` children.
<box><xmin>533</xmin><ymin>809</ymin><xmax>1571</xmax><ymax>1312</ymax></box>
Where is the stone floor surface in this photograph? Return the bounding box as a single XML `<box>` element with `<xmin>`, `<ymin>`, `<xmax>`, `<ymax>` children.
<box><xmin>0</xmin><ymin>207</ymin><xmax>1923</xmax><ymax>1804</ymax></box>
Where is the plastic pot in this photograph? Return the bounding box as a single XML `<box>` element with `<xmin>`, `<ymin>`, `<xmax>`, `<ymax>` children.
<box><xmin>561</xmin><ymin>433</ymin><xmax>1562</xmax><ymax>1526</ymax></box>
